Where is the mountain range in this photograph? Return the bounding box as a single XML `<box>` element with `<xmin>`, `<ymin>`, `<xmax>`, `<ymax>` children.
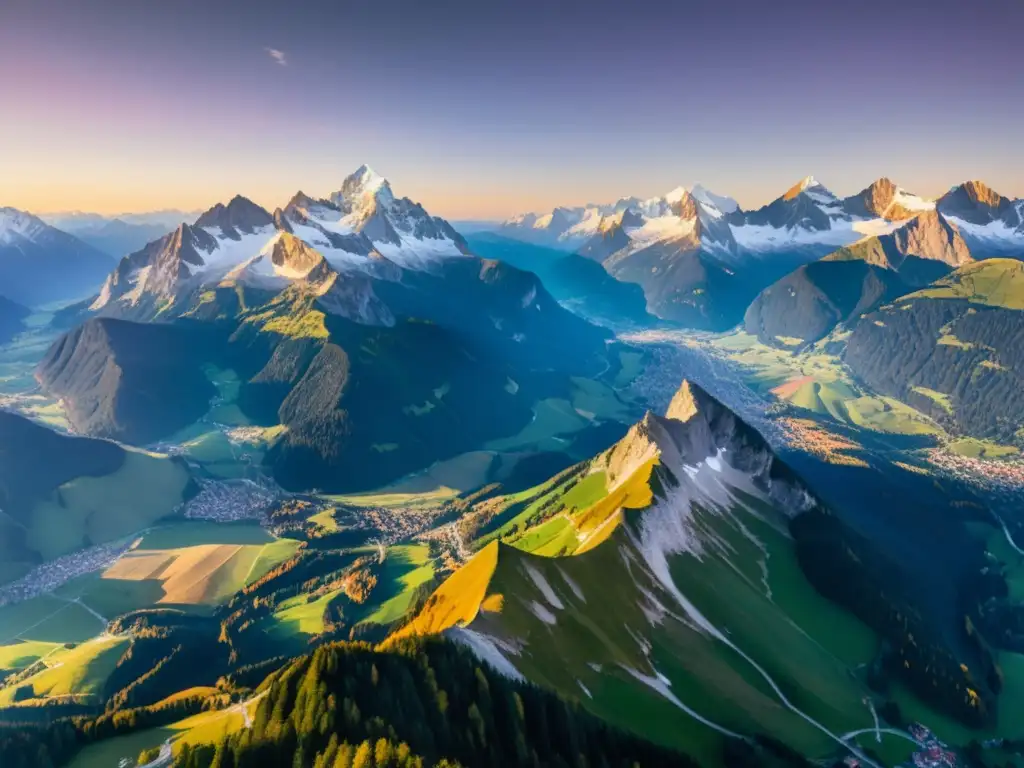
<box><xmin>0</xmin><ymin>207</ymin><xmax>114</xmax><ymax>306</ymax></box>
<box><xmin>40</xmin><ymin>210</ymin><xmax>198</xmax><ymax>260</ymax></box>
<box><xmin>5</xmin><ymin>167</ymin><xmax>1024</xmax><ymax>768</ymax></box>
<box><xmin>498</xmin><ymin>177</ymin><xmax>1024</xmax><ymax>330</ymax></box>
<box><xmin>36</xmin><ymin>166</ymin><xmax>624</xmax><ymax>493</ymax></box>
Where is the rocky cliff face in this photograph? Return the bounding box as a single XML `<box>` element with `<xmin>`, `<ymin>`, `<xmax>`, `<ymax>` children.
<box><xmin>842</xmin><ymin>177</ymin><xmax>932</xmax><ymax>220</ymax></box>
<box><xmin>825</xmin><ymin>210</ymin><xmax>971</xmax><ymax>272</ymax></box>
<box><xmin>194</xmin><ymin>195</ymin><xmax>274</xmax><ymax>237</ymax></box>
<box><xmin>609</xmin><ymin>380</ymin><xmax>818</xmax><ymax>515</ymax></box>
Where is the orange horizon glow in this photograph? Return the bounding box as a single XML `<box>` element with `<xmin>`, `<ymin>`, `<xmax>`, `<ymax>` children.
<box><xmin>8</xmin><ymin>172</ymin><xmax>1024</xmax><ymax>223</ymax></box>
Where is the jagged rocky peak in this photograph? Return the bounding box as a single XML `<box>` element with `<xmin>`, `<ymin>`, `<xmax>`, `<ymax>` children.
<box><xmin>958</xmin><ymin>180</ymin><xmax>1008</xmax><ymax>209</ymax></box>
<box><xmin>857</xmin><ymin>177</ymin><xmax>899</xmax><ymax>216</ymax></box>
<box><xmin>782</xmin><ymin>175</ymin><xmax>834</xmax><ymax>202</ymax></box>
<box><xmin>598</xmin><ymin>208</ymin><xmax>643</xmax><ymax>234</ymax></box>
<box><xmin>270</xmin><ymin>232</ymin><xmax>328</xmax><ymax>276</ymax></box>
<box><xmin>333</xmin><ymin>164</ymin><xmax>394</xmax><ymax>208</ymax></box>
<box><xmin>669</xmin><ymin>188</ymin><xmax>699</xmax><ymax>219</ymax></box>
<box><xmin>891</xmin><ymin>209</ymin><xmax>972</xmax><ymax>267</ymax></box>
<box><xmin>843</xmin><ymin>177</ymin><xmax>934</xmax><ymax>220</ymax></box>
<box><xmin>272</xmin><ymin>207</ymin><xmax>293</xmax><ymax>233</ymax></box>
<box><xmin>691</xmin><ymin>184</ymin><xmax>740</xmax><ymax>214</ymax></box>
<box><xmin>194</xmin><ymin>195</ymin><xmax>274</xmax><ymax>237</ymax></box>
<box><xmin>164</xmin><ymin>223</ymin><xmax>216</xmax><ymax>263</ymax></box>
<box><xmin>938</xmin><ymin>180</ymin><xmax>1014</xmax><ymax>224</ymax></box>
<box><xmin>609</xmin><ymin>379</ymin><xmax>818</xmax><ymax>514</ymax></box>
<box><xmin>664</xmin><ymin>379</ymin><xmax>704</xmax><ymax>422</ymax></box>
<box><xmin>608</xmin><ymin>380</ymin><xmax>728</xmax><ymax>484</ymax></box>
<box><xmin>284</xmin><ymin>191</ymin><xmax>338</xmax><ymax>220</ymax></box>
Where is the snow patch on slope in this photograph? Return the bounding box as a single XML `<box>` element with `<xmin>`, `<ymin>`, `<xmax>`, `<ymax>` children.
<box><xmin>946</xmin><ymin>216</ymin><xmax>1024</xmax><ymax>243</ymax></box>
<box><xmin>448</xmin><ymin>627</ymin><xmax>525</xmax><ymax>682</ymax></box>
<box><xmin>0</xmin><ymin>208</ymin><xmax>49</xmax><ymax>245</ymax></box>
<box><xmin>523</xmin><ymin>562</ymin><xmax>564</xmax><ymax>610</ymax></box>
<box><xmin>893</xmin><ymin>189</ymin><xmax>935</xmax><ymax>213</ymax></box>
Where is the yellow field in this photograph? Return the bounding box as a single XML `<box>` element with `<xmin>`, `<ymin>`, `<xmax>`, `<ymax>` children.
<box><xmin>104</xmin><ymin>544</ymin><xmax>248</xmax><ymax>606</ymax></box>
<box><xmin>96</xmin><ymin>524</ymin><xmax>301</xmax><ymax>608</ymax></box>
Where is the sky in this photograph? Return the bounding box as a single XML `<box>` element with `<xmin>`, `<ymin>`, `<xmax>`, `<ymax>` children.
<box><xmin>1</xmin><ymin>0</ymin><xmax>1023</xmax><ymax>220</ymax></box>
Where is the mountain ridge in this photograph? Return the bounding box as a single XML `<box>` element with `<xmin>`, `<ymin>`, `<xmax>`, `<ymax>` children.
<box><xmin>396</xmin><ymin>378</ymin><xmax>1001</xmax><ymax>763</ymax></box>
<box><xmin>0</xmin><ymin>207</ymin><xmax>115</xmax><ymax>306</ymax></box>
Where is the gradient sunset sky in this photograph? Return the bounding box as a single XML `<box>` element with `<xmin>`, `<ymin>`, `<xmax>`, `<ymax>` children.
<box><xmin>2</xmin><ymin>0</ymin><xmax>1022</xmax><ymax>219</ymax></box>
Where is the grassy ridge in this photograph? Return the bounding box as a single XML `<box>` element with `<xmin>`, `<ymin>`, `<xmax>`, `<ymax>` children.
<box><xmin>0</xmin><ymin>635</ymin><xmax>130</xmax><ymax>706</ymax></box>
<box><xmin>903</xmin><ymin>259</ymin><xmax>1024</xmax><ymax>310</ymax></box>
<box><xmin>403</xmin><ymin>457</ymin><xmax>879</xmax><ymax>764</ymax></box>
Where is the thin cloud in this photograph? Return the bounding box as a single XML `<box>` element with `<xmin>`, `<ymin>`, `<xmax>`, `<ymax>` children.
<box><xmin>265</xmin><ymin>48</ymin><xmax>287</xmax><ymax>66</ymax></box>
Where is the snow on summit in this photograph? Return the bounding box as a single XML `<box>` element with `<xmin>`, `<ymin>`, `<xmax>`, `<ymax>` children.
<box><xmin>0</xmin><ymin>207</ymin><xmax>50</xmax><ymax>244</ymax></box>
<box><xmin>89</xmin><ymin>166</ymin><xmax>470</xmax><ymax>314</ymax></box>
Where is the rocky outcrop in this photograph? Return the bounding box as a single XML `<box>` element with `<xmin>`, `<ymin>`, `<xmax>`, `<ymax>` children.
<box><xmin>826</xmin><ymin>210</ymin><xmax>971</xmax><ymax>272</ymax></box>
<box><xmin>609</xmin><ymin>380</ymin><xmax>818</xmax><ymax>515</ymax></box>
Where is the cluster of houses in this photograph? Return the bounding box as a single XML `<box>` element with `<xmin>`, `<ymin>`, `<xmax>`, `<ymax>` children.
<box><xmin>841</xmin><ymin>724</ymin><xmax>958</xmax><ymax>768</ymax></box>
<box><xmin>905</xmin><ymin>724</ymin><xmax>959</xmax><ymax>768</ymax></box>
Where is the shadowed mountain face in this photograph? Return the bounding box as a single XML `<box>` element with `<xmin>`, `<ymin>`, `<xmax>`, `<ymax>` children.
<box><xmin>35</xmin><ymin>317</ymin><xmax>220</xmax><ymax>444</ymax></box>
<box><xmin>465</xmin><ymin>233</ymin><xmax>655</xmax><ymax>327</ymax></box>
<box><xmin>0</xmin><ymin>410</ymin><xmax>125</xmax><ymax>522</ymax></box>
<box><xmin>745</xmin><ymin>259</ymin><xmax>908</xmax><ymax>348</ymax></box>
<box><xmin>0</xmin><ymin>410</ymin><xmax>192</xmax><ymax>577</ymax></box>
<box><xmin>0</xmin><ymin>295</ymin><xmax>30</xmax><ymax>344</ymax></box>
<box><xmin>745</xmin><ymin>210</ymin><xmax>974</xmax><ymax>347</ymax></box>
<box><xmin>0</xmin><ymin>208</ymin><xmax>114</xmax><ymax>306</ymax></box>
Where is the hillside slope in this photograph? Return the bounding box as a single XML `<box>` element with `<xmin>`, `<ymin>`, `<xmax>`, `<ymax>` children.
<box><xmin>746</xmin><ymin>211</ymin><xmax>973</xmax><ymax>347</ymax></box>
<box><xmin>0</xmin><ymin>208</ymin><xmax>114</xmax><ymax>306</ymax></box>
<box><xmin>398</xmin><ymin>381</ymin><xmax>1005</xmax><ymax>765</ymax></box>
<box><xmin>844</xmin><ymin>259</ymin><xmax>1024</xmax><ymax>442</ymax></box>
<box><xmin>0</xmin><ymin>411</ymin><xmax>192</xmax><ymax>580</ymax></box>
<box><xmin>465</xmin><ymin>233</ymin><xmax>654</xmax><ymax>326</ymax></box>
<box><xmin>0</xmin><ymin>296</ymin><xmax>30</xmax><ymax>345</ymax></box>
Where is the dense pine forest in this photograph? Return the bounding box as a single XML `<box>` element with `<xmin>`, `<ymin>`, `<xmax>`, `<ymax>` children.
<box><xmin>0</xmin><ymin>639</ymin><xmax>703</xmax><ymax>768</ymax></box>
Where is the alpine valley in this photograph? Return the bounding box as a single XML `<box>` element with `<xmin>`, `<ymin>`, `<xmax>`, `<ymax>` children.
<box><xmin>4</xmin><ymin>167</ymin><xmax>1024</xmax><ymax>768</ymax></box>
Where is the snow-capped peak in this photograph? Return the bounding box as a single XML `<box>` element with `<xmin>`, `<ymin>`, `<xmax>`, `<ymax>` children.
<box><xmin>664</xmin><ymin>186</ymin><xmax>689</xmax><ymax>204</ymax></box>
<box><xmin>690</xmin><ymin>185</ymin><xmax>740</xmax><ymax>215</ymax></box>
<box><xmin>338</xmin><ymin>164</ymin><xmax>394</xmax><ymax>206</ymax></box>
<box><xmin>0</xmin><ymin>207</ymin><xmax>50</xmax><ymax>244</ymax></box>
<box><xmin>782</xmin><ymin>175</ymin><xmax>836</xmax><ymax>204</ymax></box>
